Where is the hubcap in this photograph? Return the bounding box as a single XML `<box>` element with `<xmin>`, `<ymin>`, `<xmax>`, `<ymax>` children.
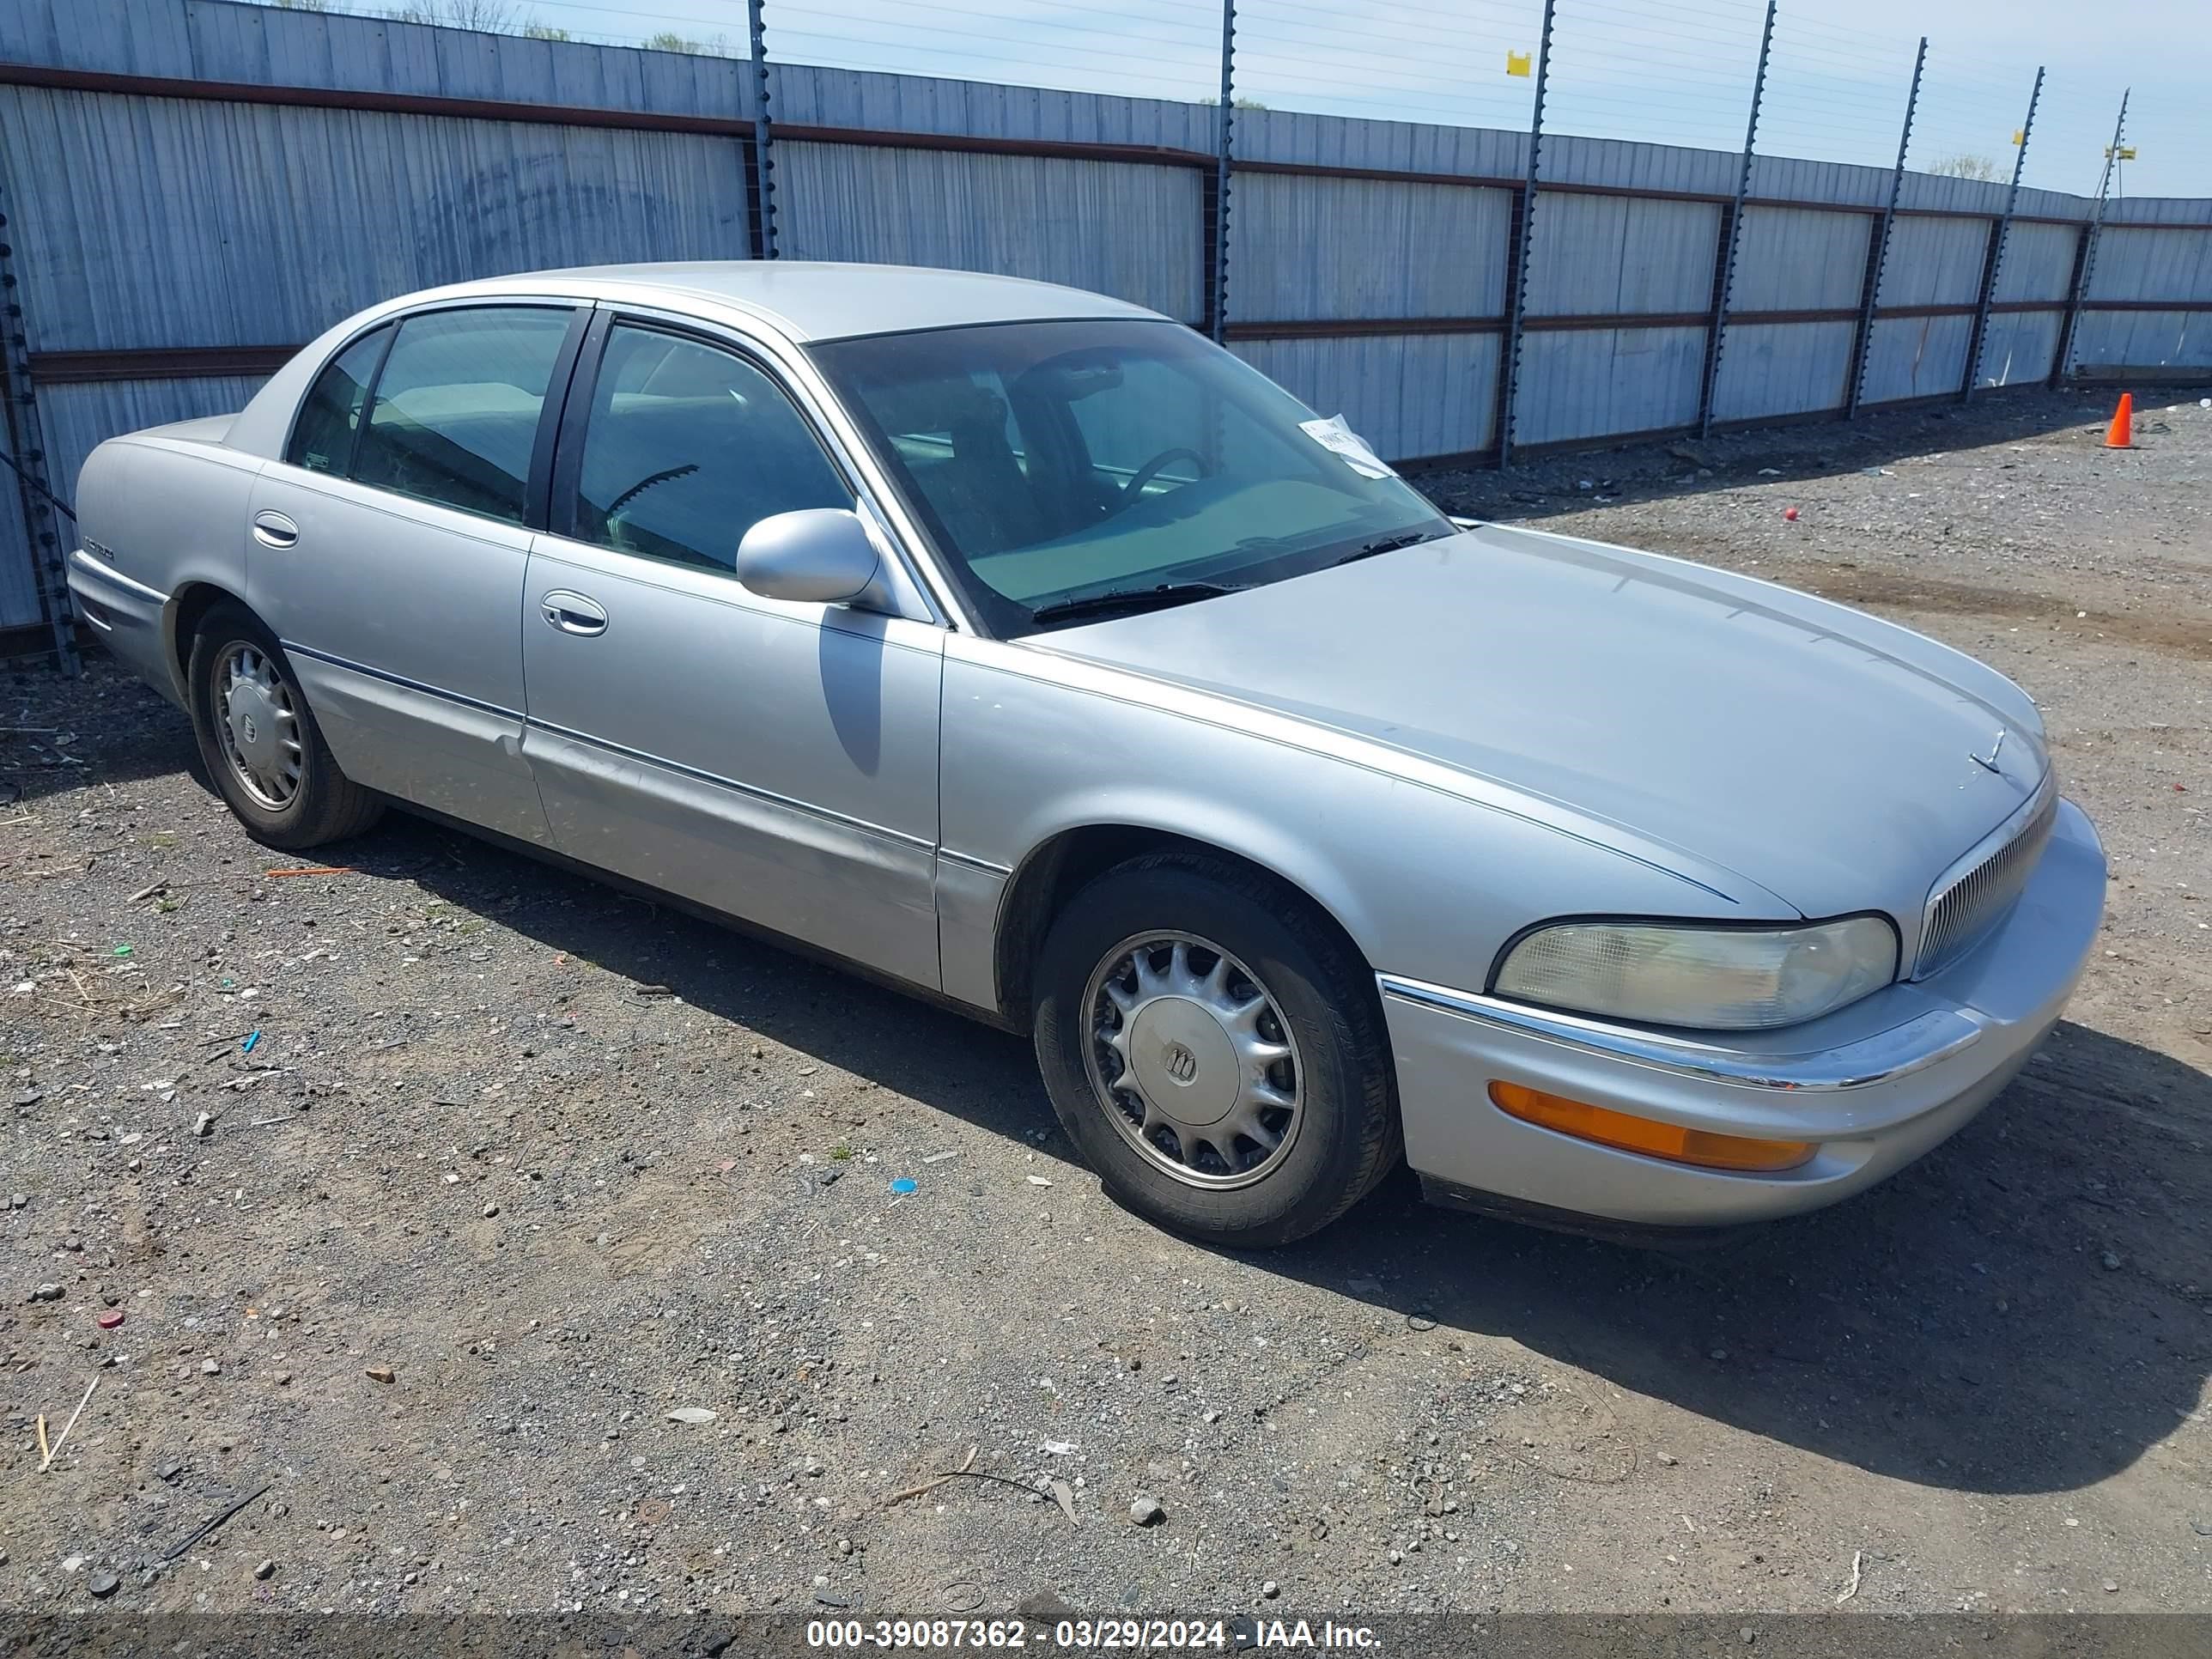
<box><xmin>216</xmin><ymin>643</ymin><xmax>303</xmax><ymax>810</ymax></box>
<box><xmin>1083</xmin><ymin>931</ymin><xmax>1303</xmax><ymax>1189</ymax></box>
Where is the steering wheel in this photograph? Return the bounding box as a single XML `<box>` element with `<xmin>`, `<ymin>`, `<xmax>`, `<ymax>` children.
<box><xmin>1115</xmin><ymin>447</ymin><xmax>1210</xmax><ymax>510</ymax></box>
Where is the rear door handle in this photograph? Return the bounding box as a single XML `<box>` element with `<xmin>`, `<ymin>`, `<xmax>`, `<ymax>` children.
<box><xmin>251</xmin><ymin>510</ymin><xmax>299</xmax><ymax>550</ymax></box>
<box><xmin>540</xmin><ymin>590</ymin><xmax>608</xmax><ymax>636</ymax></box>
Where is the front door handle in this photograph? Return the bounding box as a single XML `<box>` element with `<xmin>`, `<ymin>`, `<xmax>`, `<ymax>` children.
<box><xmin>540</xmin><ymin>590</ymin><xmax>608</xmax><ymax>636</ymax></box>
<box><xmin>251</xmin><ymin>510</ymin><xmax>299</xmax><ymax>550</ymax></box>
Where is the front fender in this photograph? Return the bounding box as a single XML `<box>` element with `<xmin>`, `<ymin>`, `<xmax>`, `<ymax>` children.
<box><xmin>940</xmin><ymin>639</ymin><xmax>1796</xmax><ymax>1013</ymax></box>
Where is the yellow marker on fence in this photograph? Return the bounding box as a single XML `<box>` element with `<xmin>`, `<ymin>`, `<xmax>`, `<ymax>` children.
<box><xmin>1506</xmin><ymin>51</ymin><xmax>1532</xmax><ymax>77</ymax></box>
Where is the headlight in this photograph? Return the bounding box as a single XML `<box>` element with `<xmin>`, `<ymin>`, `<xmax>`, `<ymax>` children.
<box><xmin>1492</xmin><ymin>915</ymin><xmax>1899</xmax><ymax>1030</ymax></box>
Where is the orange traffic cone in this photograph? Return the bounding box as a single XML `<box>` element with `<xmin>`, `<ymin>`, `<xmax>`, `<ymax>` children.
<box><xmin>2104</xmin><ymin>392</ymin><xmax>2135</xmax><ymax>448</ymax></box>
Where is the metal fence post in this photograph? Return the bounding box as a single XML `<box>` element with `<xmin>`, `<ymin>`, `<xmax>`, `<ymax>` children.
<box><xmin>1696</xmin><ymin>0</ymin><xmax>1776</xmax><ymax>439</ymax></box>
<box><xmin>1963</xmin><ymin>66</ymin><xmax>2042</xmax><ymax>400</ymax></box>
<box><xmin>1493</xmin><ymin>0</ymin><xmax>1554</xmax><ymax>468</ymax></box>
<box><xmin>0</xmin><ymin>164</ymin><xmax>76</xmax><ymax>672</ymax></box>
<box><xmin>746</xmin><ymin>0</ymin><xmax>777</xmax><ymax>259</ymax></box>
<box><xmin>1206</xmin><ymin>0</ymin><xmax>1236</xmax><ymax>343</ymax></box>
<box><xmin>2054</xmin><ymin>90</ymin><xmax>2130</xmax><ymax>384</ymax></box>
<box><xmin>1847</xmin><ymin>37</ymin><xmax>1925</xmax><ymax>419</ymax></box>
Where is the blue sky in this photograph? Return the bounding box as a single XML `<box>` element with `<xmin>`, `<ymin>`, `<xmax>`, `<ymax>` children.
<box><xmin>308</xmin><ymin>0</ymin><xmax>2207</xmax><ymax>197</ymax></box>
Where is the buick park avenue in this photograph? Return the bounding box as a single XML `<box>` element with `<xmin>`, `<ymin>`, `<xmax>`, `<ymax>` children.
<box><xmin>69</xmin><ymin>264</ymin><xmax>2106</xmax><ymax>1245</ymax></box>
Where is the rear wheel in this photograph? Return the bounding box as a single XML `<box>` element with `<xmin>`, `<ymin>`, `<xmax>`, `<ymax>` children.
<box><xmin>186</xmin><ymin>601</ymin><xmax>383</xmax><ymax>849</ymax></box>
<box><xmin>1033</xmin><ymin>853</ymin><xmax>1400</xmax><ymax>1247</ymax></box>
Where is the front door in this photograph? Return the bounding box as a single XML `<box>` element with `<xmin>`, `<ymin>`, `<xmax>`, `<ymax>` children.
<box><xmin>520</xmin><ymin>318</ymin><xmax>945</xmax><ymax>990</ymax></box>
<box><xmin>248</xmin><ymin>302</ymin><xmax>584</xmax><ymax>842</ymax></box>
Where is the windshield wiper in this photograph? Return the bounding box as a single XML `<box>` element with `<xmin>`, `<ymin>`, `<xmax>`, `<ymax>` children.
<box><xmin>1330</xmin><ymin>528</ymin><xmax>1452</xmax><ymax>568</ymax></box>
<box><xmin>1027</xmin><ymin>580</ymin><xmax>1244</xmax><ymax>626</ymax></box>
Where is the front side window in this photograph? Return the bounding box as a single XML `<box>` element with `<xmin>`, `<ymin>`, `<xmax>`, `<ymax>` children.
<box><xmin>286</xmin><ymin>325</ymin><xmax>391</xmax><ymax>475</ymax></box>
<box><xmin>351</xmin><ymin>306</ymin><xmax>573</xmax><ymax>523</ymax></box>
<box><xmin>570</xmin><ymin>325</ymin><xmax>851</xmax><ymax>574</ymax></box>
<box><xmin>810</xmin><ymin>319</ymin><xmax>1451</xmax><ymax>635</ymax></box>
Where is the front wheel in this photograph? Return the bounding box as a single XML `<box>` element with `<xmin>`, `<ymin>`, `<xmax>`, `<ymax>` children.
<box><xmin>185</xmin><ymin>601</ymin><xmax>385</xmax><ymax>850</ymax></box>
<box><xmin>1032</xmin><ymin>853</ymin><xmax>1400</xmax><ymax>1247</ymax></box>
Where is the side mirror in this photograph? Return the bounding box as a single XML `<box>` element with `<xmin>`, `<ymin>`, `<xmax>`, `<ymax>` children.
<box><xmin>735</xmin><ymin>507</ymin><xmax>884</xmax><ymax>606</ymax></box>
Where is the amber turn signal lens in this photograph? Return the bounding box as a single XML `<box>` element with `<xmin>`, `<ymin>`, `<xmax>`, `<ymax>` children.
<box><xmin>1487</xmin><ymin>1081</ymin><xmax>1816</xmax><ymax>1173</ymax></box>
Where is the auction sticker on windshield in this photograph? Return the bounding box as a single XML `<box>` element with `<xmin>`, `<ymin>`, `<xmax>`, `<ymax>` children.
<box><xmin>1297</xmin><ymin>414</ymin><xmax>1395</xmax><ymax>478</ymax></box>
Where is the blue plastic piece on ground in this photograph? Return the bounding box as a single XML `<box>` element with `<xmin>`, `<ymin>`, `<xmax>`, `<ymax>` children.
<box><xmin>241</xmin><ymin>1031</ymin><xmax>261</xmax><ymax>1054</ymax></box>
<box><xmin>889</xmin><ymin>1177</ymin><xmax>918</xmax><ymax>1195</ymax></box>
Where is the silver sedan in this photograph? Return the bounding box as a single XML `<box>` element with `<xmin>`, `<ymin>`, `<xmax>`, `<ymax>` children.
<box><xmin>67</xmin><ymin>262</ymin><xmax>2106</xmax><ymax>1245</ymax></box>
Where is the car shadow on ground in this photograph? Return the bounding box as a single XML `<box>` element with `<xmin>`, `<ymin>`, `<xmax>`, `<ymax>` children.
<box><xmin>335</xmin><ymin>804</ymin><xmax>2212</xmax><ymax>1503</ymax></box>
<box><xmin>1263</xmin><ymin>1016</ymin><xmax>2211</xmax><ymax>1498</ymax></box>
<box><xmin>1</xmin><ymin>672</ymin><xmax>199</xmax><ymax>805</ymax></box>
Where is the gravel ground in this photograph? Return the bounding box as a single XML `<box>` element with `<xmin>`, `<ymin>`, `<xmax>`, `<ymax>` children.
<box><xmin>2</xmin><ymin>385</ymin><xmax>2208</xmax><ymax>1620</ymax></box>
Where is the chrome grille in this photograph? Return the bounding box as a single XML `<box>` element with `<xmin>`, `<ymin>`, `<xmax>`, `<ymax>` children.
<box><xmin>1914</xmin><ymin>785</ymin><xmax>2057</xmax><ymax>977</ymax></box>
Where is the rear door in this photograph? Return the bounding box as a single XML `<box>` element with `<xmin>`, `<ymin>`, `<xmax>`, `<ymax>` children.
<box><xmin>520</xmin><ymin>313</ymin><xmax>946</xmax><ymax>989</ymax></box>
<box><xmin>248</xmin><ymin>301</ymin><xmax>586</xmax><ymax>842</ymax></box>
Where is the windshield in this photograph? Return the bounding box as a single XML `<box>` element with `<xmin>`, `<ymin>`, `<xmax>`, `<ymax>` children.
<box><xmin>808</xmin><ymin>319</ymin><xmax>1454</xmax><ymax>634</ymax></box>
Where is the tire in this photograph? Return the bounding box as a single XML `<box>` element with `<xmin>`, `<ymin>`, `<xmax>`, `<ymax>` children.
<box><xmin>1032</xmin><ymin>853</ymin><xmax>1401</xmax><ymax>1247</ymax></box>
<box><xmin>185</xmin><ymin>600</ymin><xmax>385</xmax><ymax>850</ymax></box>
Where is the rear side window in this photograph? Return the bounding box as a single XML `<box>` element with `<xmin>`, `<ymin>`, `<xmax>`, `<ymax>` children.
<box><xmin>286</xmin><ymin>325</ymin><xmax>391</xmax><ymax>475</ymax></box>
<box><xmin>571</xmin><ymin>324</ymin><xmax>850</xmax><ymax>574</ymax></box>
<box><xmin>351</xmin><ymin>307</ymin><xmax>573</xmax><ymax>523</ymax></box>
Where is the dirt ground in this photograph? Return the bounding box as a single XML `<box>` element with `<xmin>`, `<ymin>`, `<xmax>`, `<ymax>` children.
<box><xmin>2</xmin><ymin>384</ymin><xmax>2208</xmax><ymax>1620</ymax></box>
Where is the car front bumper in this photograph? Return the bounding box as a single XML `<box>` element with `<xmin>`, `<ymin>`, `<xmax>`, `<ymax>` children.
<box><xmin>1381</xmin><ymin>796</ymin><xmax>2106</xmax><ymax>1231</ymax></box>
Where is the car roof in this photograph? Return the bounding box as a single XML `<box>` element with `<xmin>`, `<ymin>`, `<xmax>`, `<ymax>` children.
<box><xmin>447</xmin><ymin>261</ymin><xmax>1169</xmax><ymax>343</ymax></box>
<box><xmin>220</xmin><ymin>261</ymin><xmax>1174</xmax><ymax>462</ymax></box>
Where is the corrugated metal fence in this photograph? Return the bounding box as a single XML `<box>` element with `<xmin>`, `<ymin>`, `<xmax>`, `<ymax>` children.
<box><xmin>2</xmin><ymin>0</ymin><xmax>2209</xmax><ymax>648</ymax></box>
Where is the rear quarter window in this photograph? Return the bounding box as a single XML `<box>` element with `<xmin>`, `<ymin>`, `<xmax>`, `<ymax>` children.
<box><xmin>285</xmin><ymin>325</ymin><xmax>392</xmax><ymax>475</ymax></box>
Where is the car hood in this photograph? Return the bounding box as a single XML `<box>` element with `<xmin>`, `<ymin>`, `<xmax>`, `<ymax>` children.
<box><xmin>1027</xmin><ymin>523</ymin><xmax>2049</xmax><ymax>920</ymax></box>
